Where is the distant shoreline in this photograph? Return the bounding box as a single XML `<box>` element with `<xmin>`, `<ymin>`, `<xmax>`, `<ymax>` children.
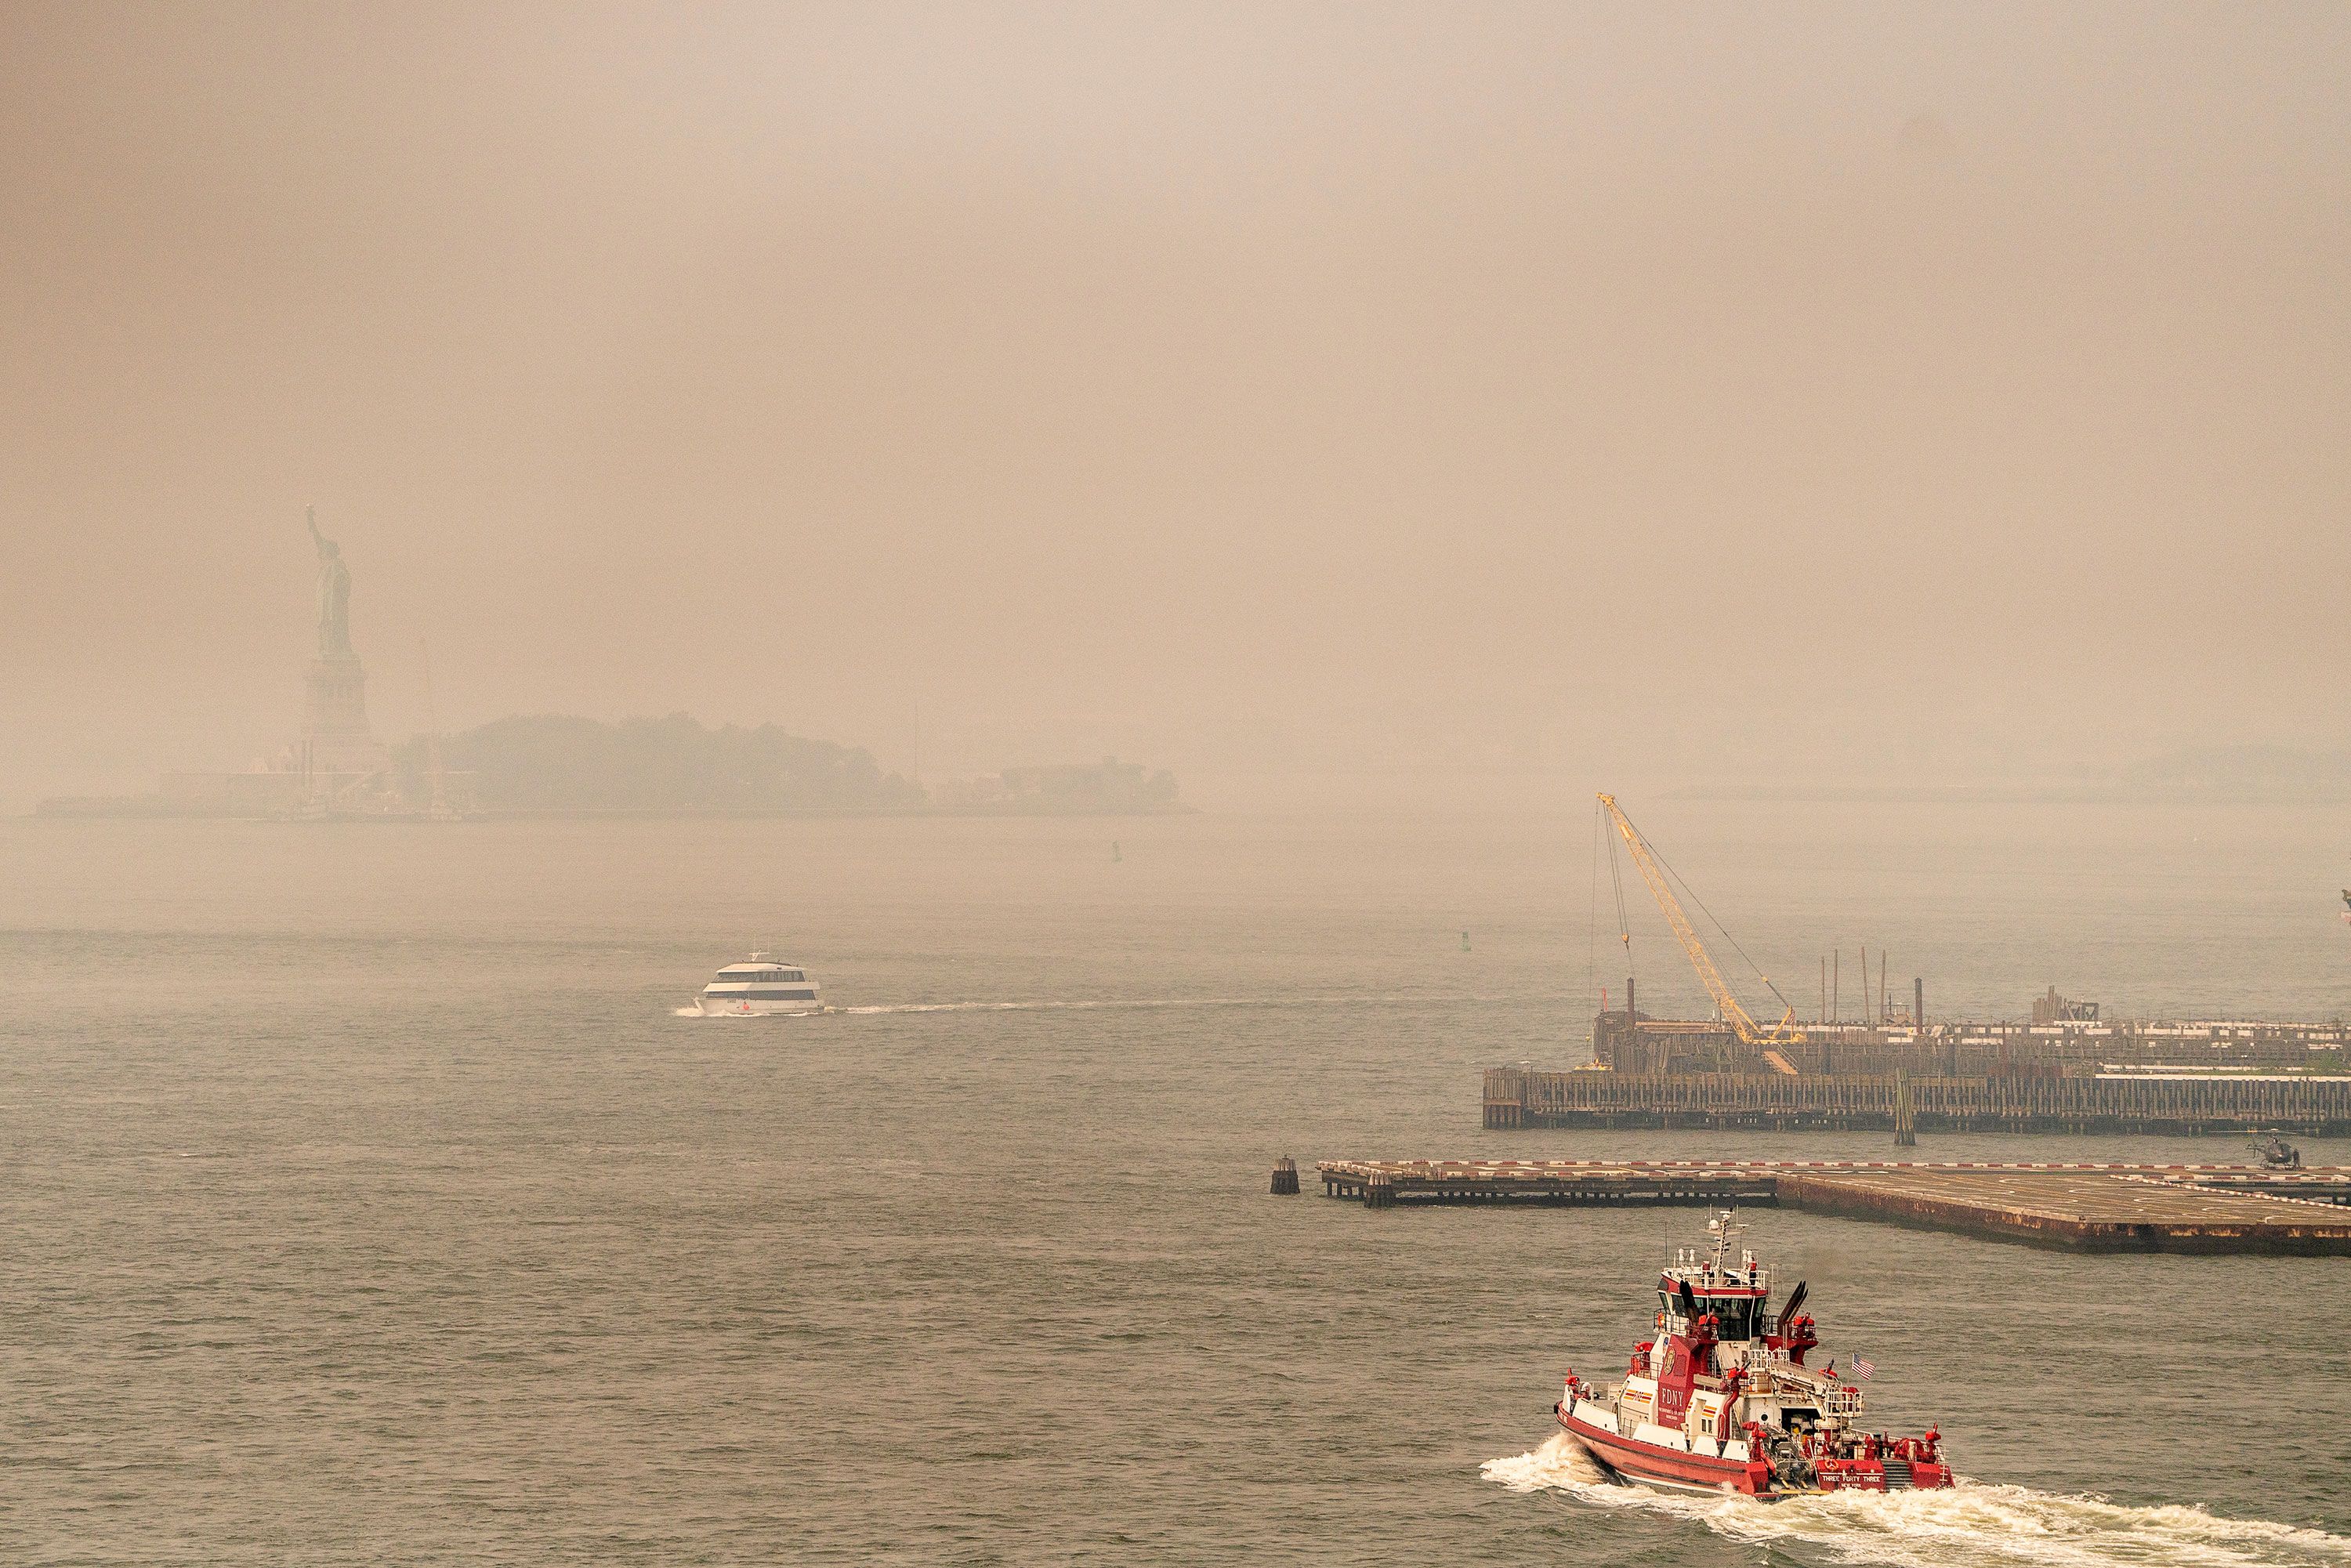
<box><xmin>36</xmin><ymin>716</ymin><xmax>1193</xmax><ymax>820</ymax></box>
<box><xmin>28</xmin><ymin>798</ymin><xmax>1197</xmax><ymax>821</ymax></box>
<box><xmin>1672</xmin><ymin>784</ymin><xmax>2351</xmax><ymax>806</ymax></box>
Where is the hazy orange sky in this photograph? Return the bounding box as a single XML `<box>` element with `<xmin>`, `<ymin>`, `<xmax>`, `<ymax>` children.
<box><xmin>4</xmin><ymin>2</ymin><xmax>2346</xmax><ymax>806</ymax></box>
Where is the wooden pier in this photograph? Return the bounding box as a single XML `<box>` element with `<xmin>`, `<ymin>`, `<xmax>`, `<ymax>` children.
<box><xmin>1483</xmin><ymin>1066</ymin><xmax>2351</xmax><ymax>1135</ymax></box>
<box><xmin>1314</xmin><ymin>1159</ymin><xmax>2351</xmax><ymax>1254</ymax></box>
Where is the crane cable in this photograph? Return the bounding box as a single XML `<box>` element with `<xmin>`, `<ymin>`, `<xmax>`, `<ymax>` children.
<box><xmin>1585</xmin><ymin>802</ymin><xmax>1603</xmax><ymax>1014</ymax></box>
<box><xmin>1634</xmin><ymin>826</ymin><xmax>1799</xmax><ymax>1023</ymax></box>
<box><xmin>1601</xmin><ymin>797</ymin><xmax>1636</xmax><ymax>987</ymax></box>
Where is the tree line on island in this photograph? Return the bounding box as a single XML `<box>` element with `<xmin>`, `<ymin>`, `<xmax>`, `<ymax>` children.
<box><xmin>393</xmin><ymin>713</ymin><xmax>1180</xmax><ymax>815</ymax></box>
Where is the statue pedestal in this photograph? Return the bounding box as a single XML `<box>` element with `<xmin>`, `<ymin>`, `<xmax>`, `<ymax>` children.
<box><xmin>302</xmin><ymin>653</ymin><xmax>389</xmax><ymax>775</ymax></box>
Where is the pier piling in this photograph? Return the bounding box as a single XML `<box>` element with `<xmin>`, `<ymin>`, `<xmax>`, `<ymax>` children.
<box><xmin>1483</xmin><ymin>1065</ymin><xmax>2351</xmax><ymax>1136</ymax></box>
<box><xmin>1310</xmin><ymin>1158</ymin><xmax>2351</xmax><ymax>1254</ymax></box>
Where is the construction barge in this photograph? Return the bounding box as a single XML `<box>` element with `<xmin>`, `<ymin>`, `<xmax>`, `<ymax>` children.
<box><xmin>1556</xmin><ymin>794</ymin><xmax>2351</xmax><ymax>1138</ymax></box>
<box><xmin>1484</xmin><ymin>1061</ymin><xmax>2351</xmax><ymax>1135</ymax></box>
<box><xmin>1490</xmin><ymin>997</ymin><xmax>2351</xmax><ymax>1135</ymax></box>
<box><xmin>1317</xmin><ymin>1158</ymin><xmax>2351</xmax><ymax>1254</ymax></box>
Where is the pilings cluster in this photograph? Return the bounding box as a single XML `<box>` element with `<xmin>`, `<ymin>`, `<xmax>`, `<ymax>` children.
<box><xmin>1484</xmin><ymin>1066</ymin><xmax>2351</xmax><ymax>1135</ymax></box>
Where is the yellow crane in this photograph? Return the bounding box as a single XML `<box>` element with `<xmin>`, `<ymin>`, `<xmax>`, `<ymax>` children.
<box><xmin>1598</xmin><ymin>793</ymin><xmax>1803</xmax><ymax>1049</ymax></box>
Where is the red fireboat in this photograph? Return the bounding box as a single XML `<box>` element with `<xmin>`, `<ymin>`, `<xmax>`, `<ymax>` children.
<box><xmin>1554</xmin><ymin>1212</ymin><xmax>1952</xmax><ymax>1500</ymax></box>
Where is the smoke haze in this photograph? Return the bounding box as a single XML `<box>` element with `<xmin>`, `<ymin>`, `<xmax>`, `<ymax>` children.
<box><xmin>5</xmin><ymin>2</ymin><xmax>2347</xmax><ymax>809</ymax></box>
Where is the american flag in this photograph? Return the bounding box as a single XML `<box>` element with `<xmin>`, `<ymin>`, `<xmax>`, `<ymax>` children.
<box><xmin>1851</xmin><ymin>1354</ymin><xmax>1875</xmax><ymax>1382</ymax></box>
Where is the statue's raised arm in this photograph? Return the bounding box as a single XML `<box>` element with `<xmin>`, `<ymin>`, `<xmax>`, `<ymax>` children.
<box><xmin>307</xmin><ymin>505</ymin><xmax>353</xmax><ymax>656</ymax></box>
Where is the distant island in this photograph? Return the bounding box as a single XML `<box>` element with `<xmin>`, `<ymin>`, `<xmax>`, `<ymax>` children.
<box><xmin>396</xmin><ymin>712</ymin><xmax>926</xmax><ymax>815</ymax></box>
<box><xmin>31</xmin><ymin>521</ymin><xmax>1187</xmax><ymax>820</ymax></box>
<box><xmin>933</xmin><ymin>756</ymin><xmax>1181</xmax><ymax>814</ymax></box>
<box><xmin>38</xmin><ymin>712</ymin><xmax>1188</xmax><ymax>820</ymax></box>
<box><xmin>400</xmin><ymin>715</ymin><xmax>1185</xmax><ymax>816</ymax></box>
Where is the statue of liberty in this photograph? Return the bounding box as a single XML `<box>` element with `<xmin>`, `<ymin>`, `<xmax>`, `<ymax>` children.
<box><xmin>306</xmin><ymin>504</ymin><xmax>353</xmax><ymax>656</ymax></box>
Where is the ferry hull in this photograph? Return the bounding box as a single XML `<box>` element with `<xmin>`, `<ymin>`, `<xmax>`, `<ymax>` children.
<box><xmin>697</xmin><ymin>996</ymin><xmax>822</xmax><ymax>1016</ymax></box>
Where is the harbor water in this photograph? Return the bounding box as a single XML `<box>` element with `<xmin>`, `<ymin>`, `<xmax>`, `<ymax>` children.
<box><xmin>2</xmin><ymin>798</ymin><xmax>2349</xmax><ymax>1565</ymax></box>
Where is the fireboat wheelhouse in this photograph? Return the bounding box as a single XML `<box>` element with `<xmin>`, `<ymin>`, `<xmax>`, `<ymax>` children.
<box><xmin>1555</xmin><ymin>1212</ymin><xmax>1952</xmax><ymax>1500</ymax></box>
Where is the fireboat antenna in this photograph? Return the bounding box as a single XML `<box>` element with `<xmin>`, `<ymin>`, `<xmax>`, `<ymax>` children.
<box><xmin>1707</xmin><ymin>1205</ymin><xmax>1745</xmax><ymax>1267</ymax></box>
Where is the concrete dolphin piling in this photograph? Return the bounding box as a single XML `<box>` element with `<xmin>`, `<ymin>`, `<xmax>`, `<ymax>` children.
<box><xmin>1270</xmin><ymin>1155</ymin><xmax>1300</xmax><ymax>1195</ymax></box>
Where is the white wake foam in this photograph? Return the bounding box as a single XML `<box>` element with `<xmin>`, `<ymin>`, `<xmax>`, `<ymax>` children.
<box><xmin>1483</xmin><ymin>1435</ymin><xmax>2351</xmax><ymax>1568</ymax></box>
<box><xmin>835</xmin><ymin>994</ymin><xmax>1498</xmax><ymax>1016</ymax></box>
<box><xmin>672</xmin><ymin>993</ymin><xmax>1538</xmax><ymax>1019</ymax></box>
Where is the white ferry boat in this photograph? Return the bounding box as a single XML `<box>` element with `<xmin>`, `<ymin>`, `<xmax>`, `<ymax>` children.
<box><xmin>697</xmin><ymin>954</ymin><xmax>823</xmax><ymax>1016</ymax></box>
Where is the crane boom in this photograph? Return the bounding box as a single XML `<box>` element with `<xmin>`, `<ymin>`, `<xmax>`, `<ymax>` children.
<box><xmin>1598</xmin><ymin>793</ymin><xmax>1802</xmax><ymax>1048</ymax></box>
